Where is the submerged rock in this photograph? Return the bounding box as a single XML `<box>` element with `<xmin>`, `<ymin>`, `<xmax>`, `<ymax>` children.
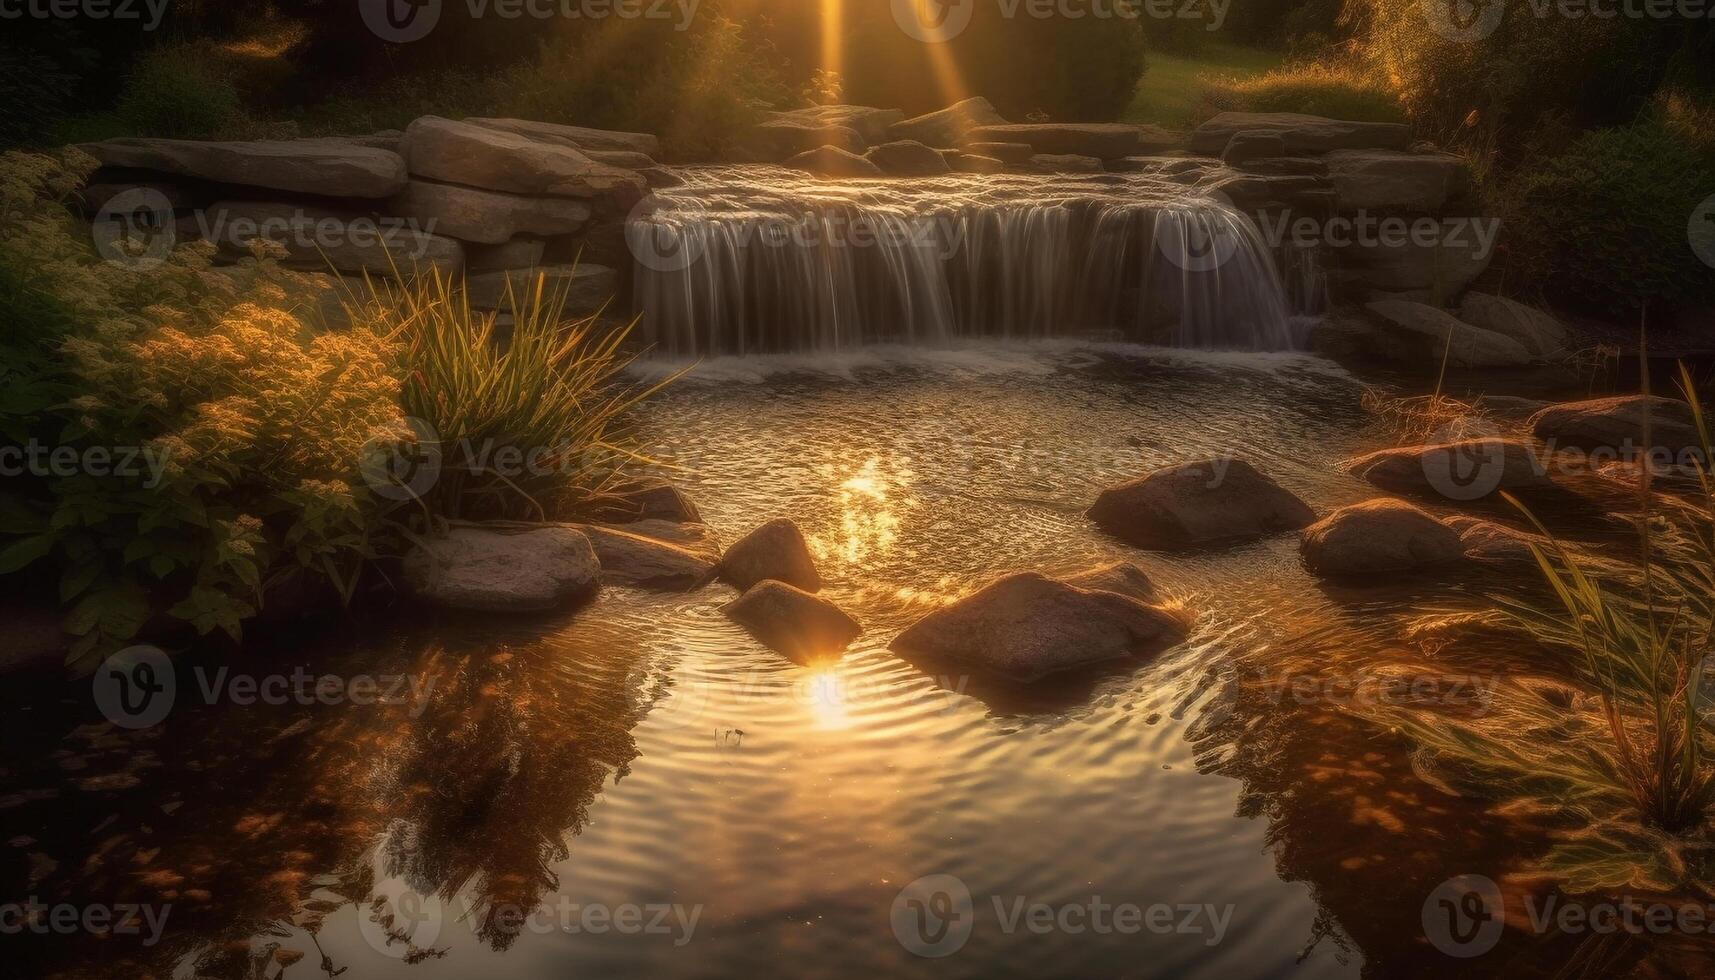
<box><xmin>1060</xmin><ymin>562</ymin><xmax>1160</xmax><ymax>602</ymax></box>
<box><xmin>784</xmin><ymin>145</ymin><xmax>884</xmax><ymax>178</ymax></box>
<box><xmin>1088</xmin><ymin>457</ymin><xmax>1316</xmax><ymax>549</ymax></box>
<box><xmin>404</xmin><ymin>525</ymin><xmax>599</xmax><ymax>612</ymax></box>
<box><xmin>723</xmin><ymin>581</ymin><xmax>861</xmax><ymax>662</ymax></box>
<box><xmin>1343</xmin><ymin>439</ymin><xmax>1551</xmax><ymax>501</ymax></box>
<box><xmin>1529</xmin><ymin>395</ymin><xmax>1703</xmax><ymax>456</ymax></box>
<box><xmin>719</xmin><ymin>519</ymin><xmax>821</xmax><ymax>592</ymax></box>
<box><xmin>890</xmin><ymin>572</ymin><xmax>1189</xmax><ymax>682</ymax></box>
<box><xmin>576</xmin><ymin>524</ymin><xmax>714</xmax><ymax>591</ymax></box>
<box><xmin>1299</xmin><ymin>499</ymin><xmax>1464</xmax><ymax>577</ymax></box>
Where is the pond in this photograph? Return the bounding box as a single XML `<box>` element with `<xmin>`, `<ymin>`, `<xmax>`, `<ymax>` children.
<box><xmin>3</xmin><ymin>342</ymin><xmax>1643</xmax><ymax>978</ymax></box>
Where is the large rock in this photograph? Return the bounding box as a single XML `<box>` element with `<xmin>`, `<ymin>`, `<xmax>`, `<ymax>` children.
<box><xmin>1446</xmin><ymin>516</ymin><xmax>1546</xmax><ymax>567</ymax></box>
<box><xmin>1221</xmin><ymin>131</ymin><xmax>1287</xmax><ymax>165</ymax></box>
<box><xmin>1344</xmin><ymin>439</ymin><xmax>1552</xmax><ymax>500</ymax></box>
<box><xmin>864</xmin><ymin>140</ymin><xmax>951</xmax><ymax>176</ymax></box>
<box><xmin>1332</xmin><ymin>231</ymin><xmax>1494</xmax><ymax>298</ymax></box>
<box><xmin>582</xmin><ymin>149</ymin><xmax>659</xmax><ymax>170</ymax></box>
<box><xmin>78</xmin><ymin>137</ymin><xmax>408</xmax><ymax>198</ymax></box>
<box><xmin>963</xmin><ymin>141</ymin><xmax>1035</xmax><ymax>164</ymax></box>
<box><xmin>1324</xmin><ymin>149</ymin><xmax>1466</xmax><ymax>212</ymax></box>
<box><xmin>1191</xmin><ymin>112</ymin><xmax>1411</xmax><ymax>156</ymax></box>
<box><xmin>768</xmin><ymin>105</ymin><xmax>904</xmax><ymax>144</ymax></box>
<box><xmin>1134</xmin><ymin>124</ymin><xmax>1190</xmax><ymax>154</ymax></box>
<box><xmin>784</xmin><ymin>145</ymin><xmax>883</xmax><ymax>178</ymax></box>
<box><xmin>1362</xmin><ymin>300</ymin><xmax>1534</xmax><ymax>368</ymax></box>
<box><xmin>966</xmin><ymin>123</ymin><xmax>1140</xmax><ymax>159</ymax></box>
<box><xmin>587</xmin><ymin>480</ymin><xmax>702</xmax><ymax>524</ymax></box>
<box><xmin>387</xmin><ymin>181</ymin><xmax>590</xmax><ymax>245</ymax></box>
<box><xmin>890</xmin><ymin>572</ymin><xmax>1189</xmax><ymax>681</ymax></box>
<box><xmin>1088</xmin><ymin>457</ymin><xmax>1316</xmax><ymax>549</ymax></box>
<box><xmin>748</xmin><ymin>119</ymin><xmax>866</xmax><ymax>160</ymax></box>
<box><xmin>611</xmin><ymin>519</ymin><xmax>721</xmax><ymax>563</ymax></box>
<box><xmin>719</xmin><ymin>519</ymin><xmax>821</xmax><ymax>592</ymax></box>
<box><xmin>576</xmin><ymin>524</ymin><xmax>714</xmax><ymax>590</ymax></box>
<box><xmin>1060</xmin><ymin>562</ymin><xmax>1160</xmax><ymax>602</ymax></box>
<box><xmin>466</xmin><ymin>237</ymin><xmax>548</xmax><ymax>273</ymax></box>
<box><xmin>1529</xmin><ymin>396</ymin><xmax>1703</xmax><ymax>455</ymax></box>
<box><xmin>949</xmin><ymin>153</ymin><xmax>1008</xmax><ymax>174</ymax></box>
<box><xmin>1299</xmin><ymin>499</ymin><xmax>1465</xmax><ymax>577</ymax></box>
<box><xmin>723</xmin><ymin>581</ymin><xmax>862</xmax><ymax>662</ymax></box>
<box><xmin>466</xmin><ymin>117</ymin><xmax>660</xmax><ymax>157</ymax></box>
<box><xmin>404</xmin><ymin>525</ymin><xmax>600</xmax><ymax>612</ymax></box>
<box><xmin>1459</xmin><ymin>292</ymin><xmax>1570</xmax><ymax>356</ymax></box>
<box><xmin>889</xmin><ymin>97</ymin><xmax>1006</xmax><ymax>147</ymax></box>
<box><xmin>205</xmin><ymin>200</ymin><xmax>463</xmax><ymax>276</ymax></box>
<box><xmin>404</xmin><ymin>116</ymin><xmax>645</xmax><ymax>200</ymax></box>
<box><xmin>1028</xmin><ymin>154</ymin><xmax>1104</xmax><ymax>174</ymax></box>
<box><xmin>464</xmin><ymin>263</ymin><xmax>616</xmax><ymax>314</ymax></box>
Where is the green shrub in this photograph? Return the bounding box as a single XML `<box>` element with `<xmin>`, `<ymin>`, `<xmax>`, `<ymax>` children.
<box><xmin>1198</xmin><ymin>60</ymin><xmax>1406</xmax><ymax>124</ymax></box>
<box><xmin>0</xmin><ymin>151</ymin><xmax>402</xmax><ymax>661</ymax></box>
<box><xmin>110</xmin><ymin>44</ymin><xmax>249</xmax><ymax>140</ymax></box>
<box><xmin>1501</xmin><ymin>119</ymin><xmax>1715</xmax><ymax>318</ymax></box>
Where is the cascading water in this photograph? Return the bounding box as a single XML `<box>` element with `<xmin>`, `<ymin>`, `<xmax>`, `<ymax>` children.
<box><xmin>627</xmin><ymin>165</ymin><xmax>1302</xmax><ymax>357</ymax></box>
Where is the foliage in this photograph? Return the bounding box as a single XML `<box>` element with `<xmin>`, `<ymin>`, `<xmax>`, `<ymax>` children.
<box><xmin>338</xmin><ymin>269</ymin><xmax>677</xmax><ymax>524</ymax></box>
<box><xmin>1499</xmin><ymin>118</ymin><xmax>1715</xmax><ymax>319</ymax></box>
<box><xmin>0</xmin><ymin>151</ymin><xmax>404</xmax><ymax>662</ymax></box>
<box><xmin>109</xmin><ymin>43</ymin><xmax>250</xmax><ymax>141</ymax></box>
<box><xmin>1197</xmin><ymin>58</ymin><xmax>1406</xmax><ymax>125</ymax></box>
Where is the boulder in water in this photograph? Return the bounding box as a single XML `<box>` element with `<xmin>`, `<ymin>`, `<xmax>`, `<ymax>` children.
<box><xmin>784</xmin><ymin>145</ymin><xmax>884</xmax><ymax>178</ymax></box>
<box><xmin>1089</xmin><ymin>457</ymin><xmax>1316</xmax><ymax>549</ymax></box>
<box><xmin>966</xmin><ymin>123</ymin><xmax>1141</xmax><ymax>159</ymax></box>
<box><xmin>1343</xmin><ymin>439</ymin><xmax>1551</xmax><ymax>500</ymax></box>
<box><xmin>864</xmin><ymin>140</ymin><xmax>951</xmax><ymax>176</ymax></box>
<box><xmin>719</xmin><ymin>518</ymin><xmax>821</xmax><ymax>592</ymax></box>
<box><xmin>1529</xmin><ymin>395</ymin><xmax>1703</xmax><ymax>455</ymax></box>
<box><xmin>576</xmin><ymin>524</ymin><xmax>714</xmax><ymax>591</ymax></box>
<box><xmin>890</xmin><ymin>572</ymin><xmax>1189</xmax><ymax>681</ymax></box>
<box><xmin>1061</xmin><ymin>562</ymin><xmax>1160</xmax><ymax>602</ymax></box>
<box><xmin>1299</xmin><ymin>499</ymin><xmax>1465</xmax><ymax>577</ymax></box>
<box><xmin>890</xmin><ymin>97</ymin><xmax>1007</xmax><ymax>147</ymax></box>
<box><xmin>404</xmin><ymin>525</ymin><xmax>600</xmax><ymax>612</ymax></box>
<box><xmin>723</xmin><ymin>581</ymin><xmax>862</xmax><ymax>661</ymax></box>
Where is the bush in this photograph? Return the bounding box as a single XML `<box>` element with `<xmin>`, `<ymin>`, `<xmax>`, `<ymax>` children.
<box><xmin>0</xmin><ymin>151</ymin><xmax>402</xmax><ymax>661</ymax></box>
<box><xmin>1501</xmin><ymin>119</ymin><xmax>1715</xmax><ymax>318</ymax></box>
<box><xmin>110</xmin><ymin>44</ymin><xmax>249</xmax><ymax>140</ymax></box>
<box><xmin>1198</xmin><ymin>60</ymin><xmax>1406</xmax><ymax>124</ymax></box>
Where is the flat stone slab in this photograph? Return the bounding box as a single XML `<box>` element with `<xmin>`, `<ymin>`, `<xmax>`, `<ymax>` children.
<box><xmin>464</xmin><ymin>263</ymin><xmax>616</xmax><ymax>314</ymax></box>
<box><xmin>78</xmin><ymin>137</ymin><xmax>409</xmax><ymax>198</ymax></box>
<box><xmin>889</xmin><ymin>97</ymin><xmax>1006</xmax><ymax>148</ymax></box>
<box><xmin>1324</xmin><ymin>149</ymin><xmax>1467</xmax><ymax>212</ymax></box>
<box><xmin>967</xmin><ymin>123</ymin><xmax>1141</xmax><ymax>159</ymax></box>
<box><xmin>388</xmin><ymin>180</ymin><xmax>591</xmax><ymax>245</ymax></box>
<box><xmin>1191</xmin><ymin>112</ymin><xmax>1411</xmax><ymax>156</ymax></box>
<box><xmin>405</xmin><ymin>116</ymin><xmax>645</xmax><ymax>200</ymax></box>
<box><xmin>404</xmin><ymin>525</ymin><xmax>599</xmax><ymax>612</ymax></box>
<box><xmin>785</xmin><ymin>145</ymin><xmax>883</xmax><ymax>178</ymax></box>
<box><xmin>205</xmin><ymin>200</ymin><xmax>463</xmax><ymax>276</ymax></box>
<box><xmin>466</xmin><ymin>117</ymin><xmax>660</xmax><ymax>157</ymax></box>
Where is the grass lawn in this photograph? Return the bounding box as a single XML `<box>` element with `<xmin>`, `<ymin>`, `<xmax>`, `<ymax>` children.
<box><xmin>1122</xmin><ymin>42</ymin><xmax>1284</xmax><ymax>130</ymax></box>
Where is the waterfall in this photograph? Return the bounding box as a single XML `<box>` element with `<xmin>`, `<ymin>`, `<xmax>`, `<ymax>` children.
<box><xmin>627</xmin><ymin>166</ymin><xmax>1301</xmax><ymax>357</ymax></box>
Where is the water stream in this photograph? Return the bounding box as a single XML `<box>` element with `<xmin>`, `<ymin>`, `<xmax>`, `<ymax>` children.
<box><xmin>628</xmin><ymin>167</ymin><xmax>1302</xmax><ymax>357</ymax></box>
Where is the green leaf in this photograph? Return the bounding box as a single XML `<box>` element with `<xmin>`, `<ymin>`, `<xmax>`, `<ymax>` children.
<box><xmin>0</xmin><ymin>533</ymin><xmax>55</xmax><ymax>575</ymax></box>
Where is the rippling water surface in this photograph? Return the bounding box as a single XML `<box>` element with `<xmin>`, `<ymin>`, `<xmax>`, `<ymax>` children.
<box><xmin>9</xmin><ymin>344</ymin><xmax>1586</xmax><ymax>979</ymax></box>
